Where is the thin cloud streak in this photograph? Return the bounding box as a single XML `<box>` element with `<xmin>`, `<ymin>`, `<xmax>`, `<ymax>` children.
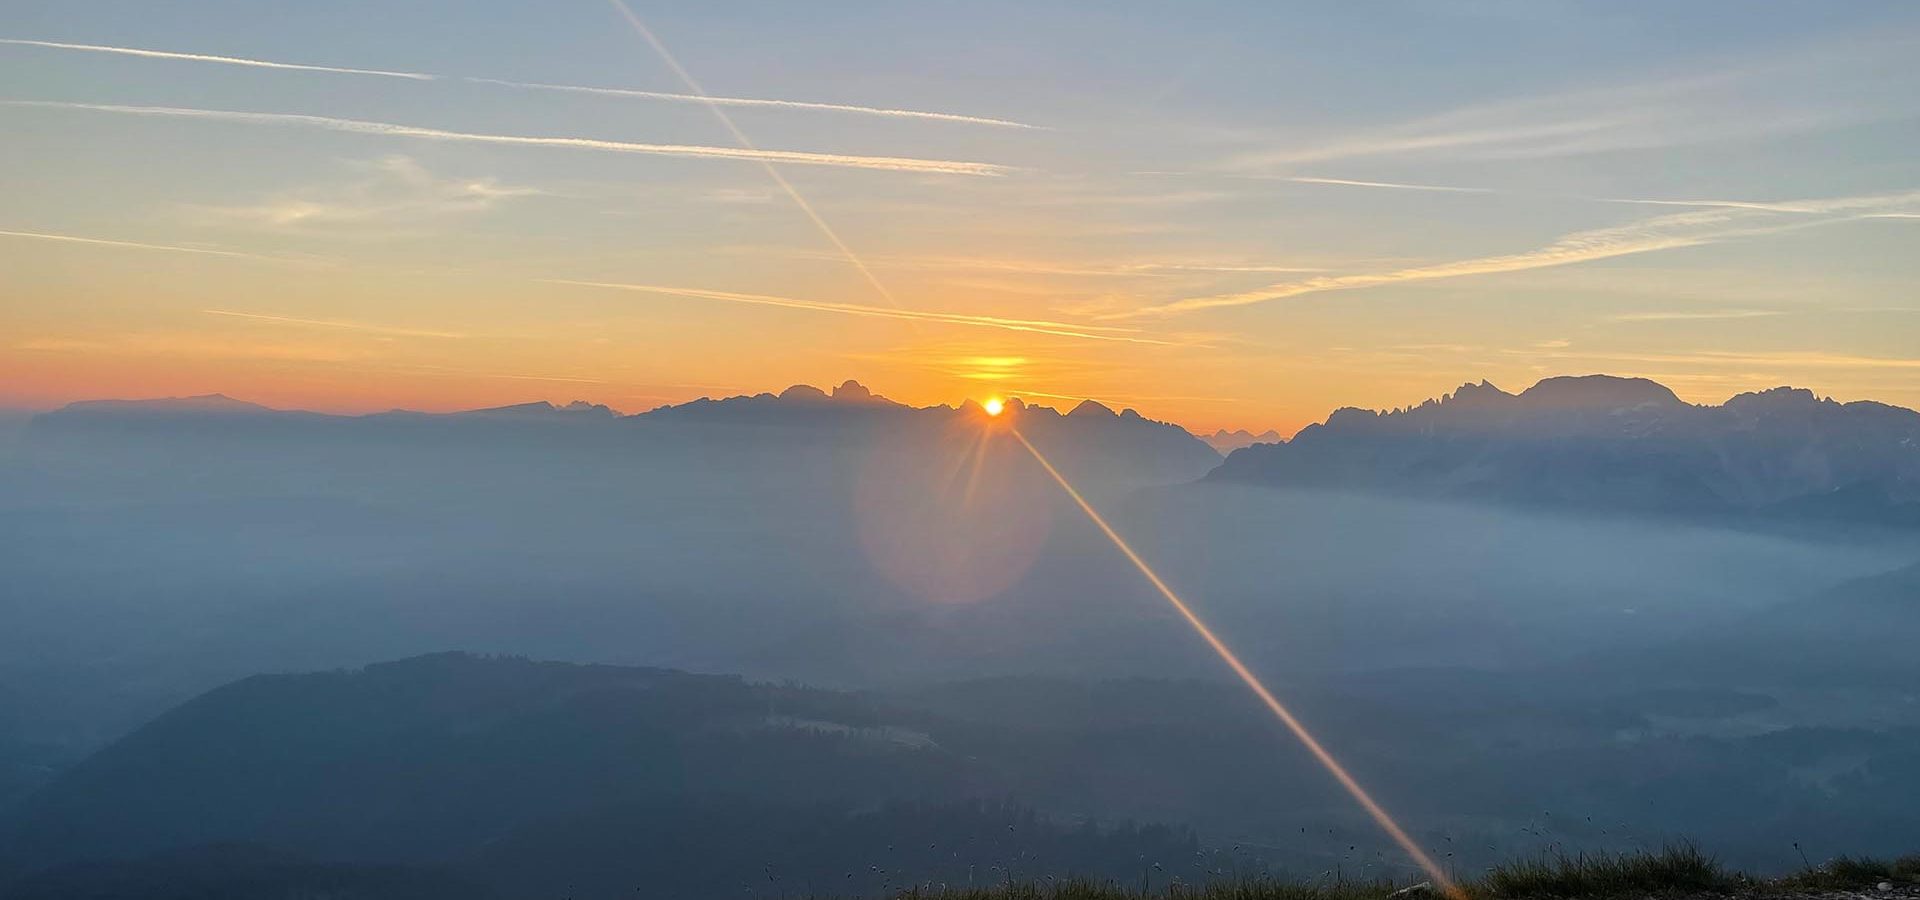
<box><xmin>1</xmin><ymin>36</ymin><xmax>1033</xmax><ymax>130</ymax></box>
<box><xmin>1285</xmin><ymin>176</ymin><xmax>1496</xmax><ymax>194</ymax></box>
<box><xmin>1127</xmin><ymin>189</ymin><xmax>1920</xmax><ymax>318</ymax></box>
<box><xmin>5</xmin><ymin>101</ymin><xmax>1013</xmax><ymax>176</ymax></box>
<box><xmin>1513</xmin><ymin>347</ymin><xmax>1920</xmax><ymax>372</ymax></box>
<box><xmin>0</xmin><ymin>37</ymin><xmax>434</xmax><ymax>80</ymax></box>
<box><xmin>761</xmin><ymin>247</ymin><xmax>1328</xmax><ymax>277</ymax></box>
<box><xmin>203</xmin><ymin>309</ymin><xmax>468</xmax><ymax>339</ymax></box>
<box><xmin>0</xmin><ymin>228</ymin><xmax>270</xmax><ymax>260</ymax></box>
<box><xmin>464</xmin><ymin>77</ymin><xmax>1037</xmax><ymax>129</ymax></box>
<box><xmin>547</xmin><ymin>279</ymin><xmax>1171</xmax><ymax>345</ymax></box>
<box><xmin>1608</xmin><ymin>309</ymin><xmax>1785</xmax><ymax>322</ymax></box>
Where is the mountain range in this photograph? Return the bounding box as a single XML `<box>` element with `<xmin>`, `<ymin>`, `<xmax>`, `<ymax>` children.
<box><xmin>1209</xmin><ymin>375</ymin><xmax>1920</xmax><ymax>527</ymax></box>
<box><xmin>32</xmin><ymin>373</ymin><xmax>1920</xmax><ymax>528</ymax></box>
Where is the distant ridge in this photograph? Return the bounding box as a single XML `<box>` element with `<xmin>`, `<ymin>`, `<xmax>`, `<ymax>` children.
<box><xmin>1203</xmin><ymin>428</ymin><xmax>1284</xmax><ymax>454</ymax></box>
<box><xmin>27</xmin><ymin>379</ymin><xmax>1223</xmax><ymax>491</ymax></box>
<box><xmin>1209</xmin><ymin>374</ymin><xmax>1920</xmax><ymax>526</ymax></box>
<box><xmin>53</xmin><ymin>393</ymin><xmax>281</xmax><ymax>416</ymax></box>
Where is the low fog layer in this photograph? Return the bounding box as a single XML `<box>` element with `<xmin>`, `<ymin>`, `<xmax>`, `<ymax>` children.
<box><xmin>2</xmin><ymin>379</ymin><xmax>1917</xmax><ymax>887</ymax></box>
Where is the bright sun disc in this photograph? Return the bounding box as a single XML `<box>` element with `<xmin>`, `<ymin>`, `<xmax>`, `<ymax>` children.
<box><xmin>983</xmin><ymin>398</ymin><xmax>1005</xmax><ymax>416</ymax></box>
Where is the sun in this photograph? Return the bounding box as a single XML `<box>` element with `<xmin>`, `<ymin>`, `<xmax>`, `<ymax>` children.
<box><xmin>982</xmin><ymin>397</ymin><xmax>1005</xmax><ymax>416</ymax></box>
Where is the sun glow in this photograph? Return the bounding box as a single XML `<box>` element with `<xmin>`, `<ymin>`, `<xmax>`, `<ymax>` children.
<box><xmin>982</xmin><ymin>397</ymin><xmax>1006</xmax><ymax>416</ymax></box>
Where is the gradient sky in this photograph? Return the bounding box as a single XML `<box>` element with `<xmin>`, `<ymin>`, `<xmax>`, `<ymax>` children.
<box><xmin>3</xmin><ymin>1</ymin><xmax>1917</xmax><ymax>433</ymax></box>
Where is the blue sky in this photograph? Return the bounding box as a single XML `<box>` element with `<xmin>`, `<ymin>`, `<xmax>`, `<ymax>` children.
<box><xmin>2</xmin><ymin>1</ymin><xmax>1917</xmax><ymax>430</ymax></box>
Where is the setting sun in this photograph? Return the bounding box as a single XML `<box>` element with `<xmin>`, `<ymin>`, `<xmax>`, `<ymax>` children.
<box><xmin>983</xmin><ymin>398</ymin><xmax>1005</xmax><ymax>416</ymax></box>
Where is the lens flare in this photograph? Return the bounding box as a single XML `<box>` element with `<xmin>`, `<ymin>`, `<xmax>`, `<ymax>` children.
<box><xmin>1008</xmin><ymin>426</ymin><xmax>1461</xmax><ymax>897</ymax></box>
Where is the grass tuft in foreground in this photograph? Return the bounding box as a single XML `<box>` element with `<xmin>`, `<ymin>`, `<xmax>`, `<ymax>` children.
<box><xmin>867</xmin><ymin>844</ymin><xmax>1920</xmax><ymax>899</ymax></box>
<box><xmin>1778</xmin><ymin>852</ymin><xmax>1920</xmax><ymax>890</ymax></box>
<box><xmin>1478</xmin><ymin>843</ymin><xmax>1730</xmax><ymax>897</ymax></box>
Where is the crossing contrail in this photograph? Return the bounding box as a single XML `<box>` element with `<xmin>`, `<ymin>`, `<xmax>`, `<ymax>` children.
<box><xmin>464</xmin><ymin>76</ymin><xmax>1036</xmax><ymax>129</ymax></box>
<box><xmin>603</xmin><ymin>0</ymin><xmax>911</xmax><ymax>314</ymax></box>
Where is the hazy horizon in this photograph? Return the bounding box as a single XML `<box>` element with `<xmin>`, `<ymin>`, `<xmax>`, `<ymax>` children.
<box><xmin>3</xmin><ymin>4</ymin><xmax>1917</xmax><ymax>897</ymax></box>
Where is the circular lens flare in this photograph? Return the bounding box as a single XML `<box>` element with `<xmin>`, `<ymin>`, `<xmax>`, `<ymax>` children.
<box><xmin>983</xmin><ymin>398</ymin><xmax>1005</xmax><ymax>416</ymax></box>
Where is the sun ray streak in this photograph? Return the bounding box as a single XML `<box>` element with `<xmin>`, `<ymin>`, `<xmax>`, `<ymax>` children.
<box><xmin>961</xmin><ymin>427</ymin><xmax>994</xmax><ymax>509</ymax></box>
<box><xmin>1009</xmin><ymin>427</ymin><xmax>1461</xmax><ymax>897</ymax></box>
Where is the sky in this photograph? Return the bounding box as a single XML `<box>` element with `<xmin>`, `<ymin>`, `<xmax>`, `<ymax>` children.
<box><xmin>2</xmin><ymin>0</ymin><xmax>1917</xmax><ymax>434</ymax></box>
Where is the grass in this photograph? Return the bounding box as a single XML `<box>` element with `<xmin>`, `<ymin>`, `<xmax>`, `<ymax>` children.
<box><xmin>860</xmin><ymin>843</ymin><xmax>1920</xmax><ymax>899</ymax></box>
<box><xmin>1778</xmin><ymin>852</ymin><xmax>1920</xmax><ymax>890</ymax></box>
<box><xmin>1478</xmin><ymin>843</ymin><xmax>1730</xmax><ymax>897</ymax></box>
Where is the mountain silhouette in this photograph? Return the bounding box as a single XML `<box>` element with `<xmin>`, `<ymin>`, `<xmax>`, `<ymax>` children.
<box><xmin>1209</xmin><ymin>375</ymin><xmax>1920</xmax><ymax>525</ymax></box>
<box><xmin>1202</xmin><ymin>428</ymin><xmax>1283</xmax><ymax>454</ymax></box>
<box><xmin>0</xmin><ymin>654</ymin><xmax>1200</xmax><ymax>899</ymax></box>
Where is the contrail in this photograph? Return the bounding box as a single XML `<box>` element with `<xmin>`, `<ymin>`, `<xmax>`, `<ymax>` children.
<box><xmin>548</xmin><ymin>279</ymin><xmax>1169</xmax><ymax>344</ymax></box>
<box><xmin>0</xmin><ymin>37</ymin><xmax>435</xmax><ymax>80</ymax></box>
<box><xmin>1008</xmin><ymin>425</ymin><xmax>1461</xmax><ymax>897</ymax></box>
<box><xmin>0</xmin><ymin>228</ymin><xmax>266</xmax><ymax>259</ymax></box>
<box><xmin>604</xmin><ymin>0</ymin><xmax>910</xmax><ymax>313</ymax></box>
<box><xmin>203</xmin><ymin>309</ymin><xmax>468</xmax><ymax>339</ymax></box>
<box><xmin>4</xmin><ymin>101</ymin><xmax>1009</xmax><ymax>176</ymax></box>
<box><xmin>1</xmin><ymin>36</ymin><xmax>1034</xmax><ymax>129</ymax></box>
<box><xmin>465</xmin><ymin>76</ymin><xmax>1036</xmax><ymax>129</ymax></box>
<box><xmin>1285</xmin><ymin>175</ymin><xmax>1496</xmax><ymax>194</ymax></box>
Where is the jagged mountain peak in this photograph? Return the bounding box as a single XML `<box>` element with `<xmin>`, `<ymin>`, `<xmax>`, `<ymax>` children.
<box><xmin>1068</xmin><ymin>399</ymin><xmax>1117</xmax><ymax>418</ymax></box>
<box><xmin>1210</xmin><ymin>374</ymin><xmax>1920</xmax><ymax>524</ymax></box>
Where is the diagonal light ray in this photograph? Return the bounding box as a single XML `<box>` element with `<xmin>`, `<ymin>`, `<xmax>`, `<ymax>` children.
<box><xmin>1009</xmin><ymin>426</ymin><xmax>1461</xmax><ymax>897</ymax></box>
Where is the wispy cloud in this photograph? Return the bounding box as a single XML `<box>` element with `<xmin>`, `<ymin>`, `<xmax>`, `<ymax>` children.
<box><xmin>197</xmin><ymin>155</ymin><xmax>542</xmax><ymax>231</ymax></box>
<box><xmin>15</xmin><ymin>333</ymin><xmax>360</xmax><ymax>362</ymax></box>
<box><xmin>1</xmin><ymin>36</ymin><xmax>1036</xmax><ymax>129</ymax></box>
<box><xmin>0</xmin><ymin>37</ymin><xmax>433</xmax><ymax>80</ymax></box>
<box><xmin>396</xmin><ymin>363</ymin><xmax>608</xmax><ymax>385</ymax></box>
<box><xmin>755</xmin><ymin>247</ymin><xmax>1327</xmax><ymax>277</ymax></box>
<box><xmin>5</xmin><ymin>101</ymin><xmax>1013</xmax><ymax>176</ymax></box>
<box><xmin>547</xmin><ymin>279</ymin><xmax>1170</xmax><ymax>344</ymax></box>
<box><xmin>1512</xmin><ymin>346</ymin><xmax>1920</xmax><ymax>372</ymax></box>
<box><xmin>1607</xmin><ymin>309</ymin><xmax>1786</xmax><ymax>322</ymax></box>
<box><xmin>0</xmin><ymin>228</ymin><xmax>275</xmax><ymax>260</ymax></box>
<box><xmin>203</xmin><ymin>308</ymin><xmax>467</xmax><ymax>339</ymax></box>
<box><xmin>1126</xmin><ymin>189</ymin><xmax>1920</xmax><ymax>318</ymax></box>
<box><xmin>1226</xmin><ymin>36</ymin><xmax>1916</xmax><ymax>170</ymax></box>
<box><xmin>464</xmin><ymin>77</ymin><xmax>1036</xmax><ymax>129</ymax></box>
<box><xmin>1283</xmin><ymin>176</ymin><xmax>1497</xmax><ymax>194</ymax></box>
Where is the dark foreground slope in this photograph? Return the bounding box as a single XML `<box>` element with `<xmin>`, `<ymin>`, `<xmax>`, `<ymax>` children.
<box><xmin>0</xmin><ymin>654</ymin><xmax>1199</xmax><ymax>899</ymax></box>
<box><xmin>7</xmin><ymin>650</ymin><xmax>1920</xmax><ymax>897</ymax></box>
